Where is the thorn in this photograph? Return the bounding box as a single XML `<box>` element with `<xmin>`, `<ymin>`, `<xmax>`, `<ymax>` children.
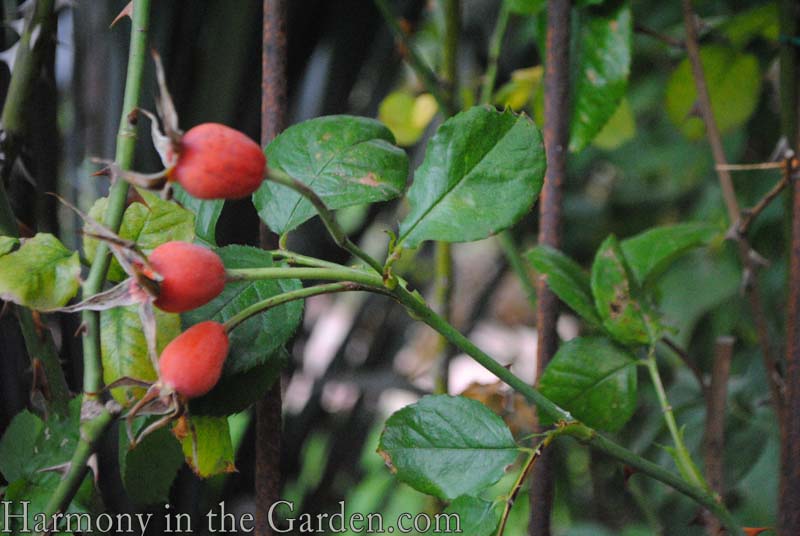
<box><xmin>73</xmin><ymin>321</ymin><xmax>88</xmax><ymax>337</ymax></box>
<box><xmin>109</xmin><ymin>1</ymin><xmax>133</xmax><ymax>28</ymax></box>
<box><xmin>622</xmin><ymin>465</ymin><xmax>637</xmax><ymax>485</ymax></box>
<box><xmin>87</xmin><ymin>454</ymin><xmax>100</xmax><ymax>485</ymax></box>
<box><xmin>37</xmin><ymin>461</ymin><xmax>72</xmax><ymax>477</ymax></box>
<box><xmin>31</xmin><ymin>310</ymin><xmax>46</xmax><ymax>338</ymax></box>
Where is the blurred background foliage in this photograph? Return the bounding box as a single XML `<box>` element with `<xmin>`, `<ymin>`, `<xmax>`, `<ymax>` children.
<box><xmin>0</xmin><ymin>0</ymin><xmax>786</xmax><ymax>533</ymax></box>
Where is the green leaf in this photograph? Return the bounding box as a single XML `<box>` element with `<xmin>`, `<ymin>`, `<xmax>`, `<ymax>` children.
<box><xmin>505</xmin><ymin>0</ymin><xmax>545</xmax><ymax>15</ymax></box>
<box><xmin>0</xmin><ymin>399</ymin><xmax>98</xmax><ymax>532</ymax></box>
<box><xmin>253</xmin><ymin>115</ymin><xmax>408</xmax><ymax>234</ymax></box>
<box><xmin>444</xmin><ymin>495</ymin><xmax>502</xmax><ymax>535</ymax></box>
<box><xmin>378</xmin><ymin>91</ymin><xmax>438</xmax><ymax>147</ymax></box>
<box><xmin>0</xmin><ymin>233</ymin><xmax>80</xmax><ymax>309</ymax></box>
<box><xmin>119</xmin><ymin>424</ymin><xmax>184</xmax><ymax>505</ymax></box>
<box><xmin>378</xmin><ymin>395</ymin><xmax>521</xmax><ymax>500</ymax></box>
<box><xmin>526</xmin><ymin>245</ymin><xmax>602</xmax><ymax>327</ymax></box>
<box><xmin>183</xmin><ymin>246</ymin><xmax>302</xmax><ymax>375</ymax></box>
<box><xmin>0</xmin><ymin>236</ymin><xmax>18</xmax><ymax>255</ymax></box>
<box><xmin>190</xmin><ymin>350</ymin><xmax>287</xmax><ymax>416</ymax></box>
<box><xmin>592</xmin><ymin>97</ymin><xmax>635</xmax><ymax>150</ymax></box>
<box><xmin>172</xmin><ymin>184</ymin><xmax>223</xmax><ymax>246</ymax></box>
<box><xmin>178</xmin><ymin>416</ymin><xmax>235</xmax><ymax>478</ymax></box>
<box><xmin>0</xmin><ymin>410</ymin><xmax>44</xmax><ymax>483</ymax></box>
<box><xmin>666</xmin><ymin>46</ymin><xmax>761</xmax><ymax>140</ymax></box>
<box><xmin>723</xmin><ymin>3</ymin><xmax>778</xmax><ymax>48</ymax></box>
<box><xmin>591</xmin><ymin>235</ymin><xmax>660</xmax><ymax>346</ymax></box>
<box><xmin>539</xmin><ymin>337</ymin><xmax>638</xmax><ymax>431</ymax></box>
<box><xmin>620</xmin><ymin>222</ymin><xmax>721</xmax><ymax>286</ymax></box>
<box><xmin>569</xmin><ymin>2</ymin><xmax>633</xmax><ymax>152</ymax></box>
<box><xmin>84</xmin><ymin>193</ymin><xmax>195</xmax><ymax>281</ymax></box>
<box><xmin>101</xmin><ymin>304</ymin><xmax>181</xmax><ymax>406</ymax></box>
<box><xmin>398</xmin><ymin>107</ymin><xmax>545</xmax><ymax>248</ymax></box>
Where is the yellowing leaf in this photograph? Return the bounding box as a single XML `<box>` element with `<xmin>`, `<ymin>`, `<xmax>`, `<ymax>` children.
<box><xmin>493</xmin><ymin>66</ymin><xmax>543</xmax><ymax>111</ymax></box>
<box><xmin>666</xmin><ymin>45</ymin><xmax>761</xmax><ymax>140</ymax></box>
<box><xmin>379</xmin><ymin>90</ymin><xmax>439</xmax><ymax>146</ymax></box>
<box><xmin>0</xmin><ymin>233</ymin><xmax>80</xmax><ymax>310</ymax></box>
<box><xmin>592</xmin><ymin>98</ymin><xmax>636</xmax><ymax>150</ymax></box>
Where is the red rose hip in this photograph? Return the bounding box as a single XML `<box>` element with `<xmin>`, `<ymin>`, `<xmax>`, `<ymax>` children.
<box><xmin>159</xmin><ymin>321</ymin><xmax>229</xmax><ymax>398</ymax></box>
<box><xmin>148</xmin><ymin>241</ymin><xmax>225</xmax><ymax>313</ymax></box>
<box><xmin>169</xmin><ymin>123</ymin><xmax>266</xmax><ymax>199</ymax></box>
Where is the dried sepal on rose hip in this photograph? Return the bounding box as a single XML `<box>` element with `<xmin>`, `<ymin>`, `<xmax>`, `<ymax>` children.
<box><xmin>109</xmin><ymin>51</ymin><xmax>267</xmax><ymax>200</ymax></box>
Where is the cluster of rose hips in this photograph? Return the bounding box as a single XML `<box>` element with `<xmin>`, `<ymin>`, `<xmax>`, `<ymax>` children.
<box><xmin>103</xmin><ymin>52</ymin><xmax>270</xmax><ymax>444</ymax></box>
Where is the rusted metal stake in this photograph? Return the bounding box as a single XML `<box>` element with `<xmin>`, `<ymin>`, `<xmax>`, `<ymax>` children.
<box><xmin>256</xmin><ymin>1</ymin><xmax>287</xmax><ymax>535</ymax></box>
<box><xmin>530</xmin><ymin>1</ymin><xmax>571</xmax><ymax>534</ymax></box>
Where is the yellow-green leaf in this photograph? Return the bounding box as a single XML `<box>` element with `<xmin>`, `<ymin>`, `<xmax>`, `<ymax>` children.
<box><xmin>666</xmin><ymin>45</ymin><xmax>761</xmax><ymax>140</ymax></box>
<box><xmin>378</xmin><ymin>91</ymin><xmax>438</xmax><ymax>146</ymax></box>
<box><xmin>0</xmin><ymin>233</ymin><xmax>80</xmax><ymax>309</ymax></box>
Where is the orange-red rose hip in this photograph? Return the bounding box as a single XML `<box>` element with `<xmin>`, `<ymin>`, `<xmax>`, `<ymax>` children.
<box><xmin>148</xmin><ymin>241</ymin><xmax>225</xmax><ymax>313</ymax></box>
<box><xmin>159</xmin><ymin>321</ymin><xmax>229</xmax><ymax>399</ymax></box>
<box><xmin>169</xmin><ymin>123</ymin><xmax>266</xmax><ymax>199</ymax></box>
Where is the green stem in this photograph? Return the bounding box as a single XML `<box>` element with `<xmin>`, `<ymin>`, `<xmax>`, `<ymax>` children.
<box><xmin>433</xmin><ymin>0</ymin><xmax>459</xmax><ymax>394</ymax></box>
<box><xmin>81</xmin><ymin>0</ymin><xmax>151</xmax><ymax>396</ymax></box>
<box><xmin>38</xmin><ymin>402</ymin><xmax>116</xmax><ymax>534</ymax></box>
<box><xmin>1</xmin><ymin>0</ymin><xmax>55</xmax><ymax>137</ymax></box>
<box><xmin>372</xmin><ymin>0</ymin><xmax>453</xmax><ymax>116</ymax></box>
<box><xmin>264</xmin><ymin>168</ymin><xmax>384</xmax><ymax>274</ymax></box>
<box><xmin>269</xmin><ymin>249</ymin><xmax>357</xmax><ymax>270</ymax></box>
<box><xmin>442</xmin><ymin>0</ymin><xmax>460</xmax><ymax>110</ymax></box>
<box><xmin>480</xmin><ymin>2</ymin><xmax>511</xmax><ymax>105</ymax></box>
<box><xmin>226</xmin><ymin>266</ymin><xmax>384</xmax><ymax>287</ymax></box>
<box><xmin>224</xmin><ymin>282</ymin><xmax>368</xmax><ymax>332</ymax></box>
<box><xmin>645</xmin><ymin>354</ymin><xmax>710</xmax><ymax>493</ymax></box>
<box><xmin>395</xmin><ymin>283</ymin><xmax>571</xmax><ymax>422</ymax></box>
<box><xmin>497</xmin><ymin>231</ymin><xmax>536</xmax><ymax>309</ymax></box>
<box><xmin>433</xmin><ymin>241</ymin><xmax>453</xmax><ymax>394</ymax></box>
<box><xmin>40</xmin><ymin>0</ymin><xmax>152</xmax><ymax>526</ymax></box>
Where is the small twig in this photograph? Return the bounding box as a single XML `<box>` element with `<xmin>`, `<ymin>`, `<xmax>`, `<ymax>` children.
<box><xmin>738</xmin><ymin>174</ymin><xmax>789</xmax><ymax>236</ymax></box>
<box><xmin>372</xmin><ymin>0</ymin><xmax>453</xmax><ymax>116</ymax></box>
<box><xmin>662</xmin><ymin>337</ymin><xmax>708</xmax><ymax>397</ymax></box>
<box><xmin>682</xmin><ymin>0</ymin><xmax>785</xmax><ymax>425</ymax></box>
<box><xmin>703</xmin><ymin>336</ymin><xmax>734</xmax><ymax>536</ymax></box>
<box><xmin>716</xmin><ymin>161</ymin><xmax>788</xmax><ymax>171</ymax></box>
<box><xmin>634</xmin><ymin>23</ymin><xmax>685</xmax><ymax>49</ymax></box>
<box><xmin>496</xmin><ymin>441</ymin><xmax>547</xmax><ymax>536</ymax></box>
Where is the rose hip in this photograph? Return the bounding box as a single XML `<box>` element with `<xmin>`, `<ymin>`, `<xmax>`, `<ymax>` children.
<box><xmin>168</xmin><ymin>123</ymin><xmax>266</xmax><ymax>199</ymax></box>
<box><xmin>159</xmin><ymin>321</ymin><xmax>229</xmax><ymax>399</ymax></box>
<box><xmin>147</xmin><ymin>241</ymin><xmax>225</xmax><ymax>313</ymax></box>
